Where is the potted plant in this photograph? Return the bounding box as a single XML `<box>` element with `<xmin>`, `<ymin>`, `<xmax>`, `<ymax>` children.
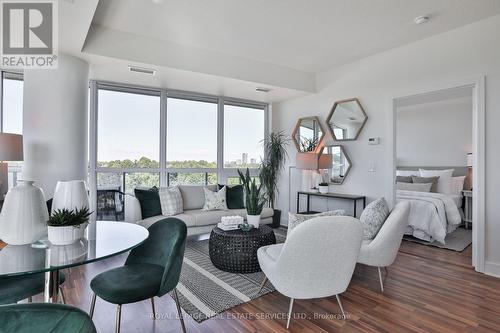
<box><xmin>238</xmin><ymin>168</ymin><xmax>265</xmax><ymax>228</ymax></box>
<box><xmin>260</xmin><ymin>131</ymin><xmax>290</xmax><ymax>228</ymax></box>
<box><xmin>318</xmin><ymin>182</ymin><xmax>329</xmax><ymax>194</ymax></box>
<box><xmin>47</xmin><ymin>207</ymin><xmax>92</xmax><ymax>245</ymax></box>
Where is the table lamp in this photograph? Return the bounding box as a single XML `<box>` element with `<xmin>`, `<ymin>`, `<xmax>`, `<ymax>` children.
<box><xmin>0</xmin><ymin>133</ymin><xmax>23</xmax><ymax>197</ymax></box>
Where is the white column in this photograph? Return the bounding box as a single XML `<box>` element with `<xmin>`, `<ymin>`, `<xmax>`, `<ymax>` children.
<box><xmin>22</xmin><ymin>53</ymin><xmax>89</xmax><ymax>198</ymax></box>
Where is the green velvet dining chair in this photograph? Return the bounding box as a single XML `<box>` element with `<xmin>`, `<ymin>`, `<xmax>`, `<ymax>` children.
<box><xmin>89</xmin><ymin>218</ymin><xmax>187</xmax><ymax>333</ymax></box>
<box><xmin>0</xmin><ymin>271</ymin><xmax>66</xmax><ymax>305</ymax></box>
<box><xmin>0</xmin><ymin>303</ymin><xmax>96</xmax><ymax>333</ymax></box>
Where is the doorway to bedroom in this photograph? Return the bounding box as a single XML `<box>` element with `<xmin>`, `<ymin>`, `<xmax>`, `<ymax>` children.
<box><xmin>392</xmin><ymin>81</ymin><xmax>484</xmax><ymax>270</ymax></box>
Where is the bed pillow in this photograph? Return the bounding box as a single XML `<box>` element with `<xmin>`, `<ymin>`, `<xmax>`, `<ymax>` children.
<box><xmin>288</xmin><ymin>210</ymin><xmax>345</xmax><ymax>235</ymax></box>
<box><xmin>419</xmin><ymin>169</ymin><xmax>454</xmax><ymax>194</ymax></box>
<box><xmin>203</xmin><ymin>186</ymin><xmax>228</xmax><ymax>211</ymax></box>
<box><xmin>134</xmin><ymin>187</ymin><xmax>162</xmax><ymax>219</ymax></box>
<box><xmin>396</xmin><ymin>170</ymin><xmax>419</xmax><ymax>177</ymax></box>
<box><xmin>159</xmin><ymin>186</ymin><xmax>184</xmax><ymax>216</ymax></box>
<box><xmin>451</xmin><ymin>176</ymin><xmax>466</xmax><ymax>196</ymax></box>
<box><xmin>412</xmin><ymin>176</ymin><xmax>440</xmax><ymax>192</ymax></box>
<box><xmin>360</xmin><ymin>198</ymin><xmax>390</xmax><ymax>240</ymax></box>
<box><xmin>396</xmin><ymin>176</ymin><xmax>413</xmax><ymax>183</ymax></box>
<box><xmin>396</xmin><ymin>182</ymin><xmax>432</xmax><ymax>192</ymax></box>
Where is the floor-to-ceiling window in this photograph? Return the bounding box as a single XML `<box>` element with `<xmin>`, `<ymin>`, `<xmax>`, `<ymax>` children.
<box><xmin>1</xmin><ymin>71</ymin><xmax>24</xmax><ymax>188</ymax></box>
<box><xmin>89</xmin><ymin>81</ymin><xmax>268</xmax><ymax>220</ymax></box>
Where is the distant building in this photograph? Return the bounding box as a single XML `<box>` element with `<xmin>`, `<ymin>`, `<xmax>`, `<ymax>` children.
<box><xmin>250</xmin><ymin>158</ymin><xmax>256</xmax><ymax>164</ymax></box>
<box><xmin>242</xmin><ymin>153</ymin><xmax>248</xmax><ymax>165</ymax></box>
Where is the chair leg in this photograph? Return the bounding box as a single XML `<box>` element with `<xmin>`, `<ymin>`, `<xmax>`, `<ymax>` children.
<box><xmin>257</xmin><ymin>276</ymin><xmax>268</xmax><ymax>294</ymax></box>
<box><xmin>115</xmin><ymin>304</ymin><xmax>122</xmax><ymax>333</ymax></box>
<box><xmin>151</xmin><ymin>297</ymin><xmax>156</xmax><ymax>320</ymax></box>
<box><xmin>173</xmin><ymin>288</ymin><xmax>187</xmax><ymax>333</ymax></box>
<box><xmin>378</xmin><ymin>267</ymin><xmax>384</xmax><ymax>292</ymax></box>
<box><xmin>27</xmin><ymin>296</ymin><xmax>32</xmax><ymax>303</ymax></box>
<box><xmin>286</xmin><ymin>298</ymin><xmax>294</xmax><ymax>329</ymax></box>
<box><xmin>89</xmin><ymin>293</ymin><xmax>97</xmax><ymax>319</ymax></box>
<box><xmin>335</xmin><ymin>294</ymin><xmax>346</xmax><ymax>318</ymax></box>
<box><xmin>59</xmin><ymin>287</ymin><xmax>66</xmax><ymax>304</ymax></box>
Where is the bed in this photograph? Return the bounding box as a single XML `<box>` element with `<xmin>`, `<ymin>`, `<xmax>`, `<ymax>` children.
<box><xmin>396</xmin><ymin>167</ymin><xmax>466</xmax><ymax>244</ymax></box>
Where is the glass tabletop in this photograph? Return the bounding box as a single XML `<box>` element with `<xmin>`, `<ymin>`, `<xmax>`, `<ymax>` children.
<box><xmin>0</xmin><ymin>221</ymin><xmax>149</xmax><ymax>277</ymax></box>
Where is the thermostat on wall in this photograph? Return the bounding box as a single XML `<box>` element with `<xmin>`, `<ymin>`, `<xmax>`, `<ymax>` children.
<box><xmin>368</xmin><ymin>137</ymin><xmax>380</xmax><ymax>145</ymax></box>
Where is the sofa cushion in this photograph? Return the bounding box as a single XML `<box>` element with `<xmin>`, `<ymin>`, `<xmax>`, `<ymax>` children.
<box><xmin>203</xmin><ymin>187</ymin><xmax>228</xmax><ymax>210</ymax></box>
<box><xmin>134</xmin><ymin>187</ymin><xmax>161</xmax><ymax>219</ymax></box>
<box><xmin>178</xmin><ymin>185</ymin><xmax>217</xmax><ymax>210</ymax></box>
<box><xmin>159</xmin><ymin>186</ymin><xmax>183</xmax><ymax>216</ymax></box>
<box><xmin>218</xmin><ymin>184</ymin><xmax>245</xmax><ymax>209</ymax></box>
<box><xmin>140</xmin><ymin>213</ymin><xmax>196</xmax><ymax>229</ymax></box>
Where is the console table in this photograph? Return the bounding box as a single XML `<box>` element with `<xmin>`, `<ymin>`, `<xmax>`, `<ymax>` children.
<box><xmin>297</xmin><ymin>191</ymin><xmax>366</xmax><ymax>218</ymax></box>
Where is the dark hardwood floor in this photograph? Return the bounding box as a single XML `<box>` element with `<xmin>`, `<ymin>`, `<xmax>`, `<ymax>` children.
<box><xmin>16</xmin><ymin>238</ymin><xmax>500</xmax><ymax>332</ymax></box>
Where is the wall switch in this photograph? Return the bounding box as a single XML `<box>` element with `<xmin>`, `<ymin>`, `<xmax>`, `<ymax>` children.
<box><xmin>368</xmin><ymin>162</ymin><xmax>376</xmax><ymax>172</ymax></box>
<box><xmin>368</xmin><ymin>137</ymin><xmax>380</xmax><ymax>145</ymax></box>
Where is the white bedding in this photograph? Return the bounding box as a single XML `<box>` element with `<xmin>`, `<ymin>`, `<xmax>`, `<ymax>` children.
<box><xmin>396</xmin><ymin>190</ymin><xmax>462</xmax><ymax>244</ymax></box>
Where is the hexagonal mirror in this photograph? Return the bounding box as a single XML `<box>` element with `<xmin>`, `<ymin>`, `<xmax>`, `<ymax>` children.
<box><xmin>326</xmin><ymin>98</ymin><xmax>367</xmax><ymax>141</ymax></box>
<box><xmin>292</xmin><ymin>116</ymin><xmax>325</xmax><ymax>152</ymax></box>
<box><xmin>318</xmin><ymin>145</ymin><xmax>352</xmax><ymax>185</ymax></box>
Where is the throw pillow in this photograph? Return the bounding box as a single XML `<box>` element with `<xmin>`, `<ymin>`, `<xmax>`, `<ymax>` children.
<box><xmin>396</xmin><ymin>182</ymin><xmax>432</xmax><ymax>192</ymax></box>
<box><xmin>287</xmin><ymin>210</ymin><xmax>345</xmax><ymax>235</ymax></box>
<box><xmin>419</xmin><ymin>169</ymin><xmax>454</xmax><ymax>194</ymax></box>
<box><xmin>159</xmin><ymin>186</ymin><xmax>184</xmax><ymax>216</ymax></box>
<box><xmin>360</xmin><ymin>198</ymin><xmax>390</xmax><ymax>240</ymax></box>
<box><xmin>451</xmin><ymin>176</ymin><xmax>466</xmax><ymax>196</ymax></box>
<box><xmin>203</xmin><ymin>186</ymin><xmax>228</xmax><ymax>211</ymax></box>
<box><xmin>412</xmin><ymin>176</ymin><xmax>440</xmax><ymax>192</ymax></box>
<box><xmin>218</xmin><ymin>184</ymin><xmax>244</xmax><ymax>209</ymax></box>
<box><xmin>134</xmin><ymin>187</ymin><xmax>162</xmax><ymax>219</ymax></box>
<box><xmin>396</xmin><ymin>176</ymin><xmax>413</xmax><ymax>183</ymax></box>
<box><xmin>396</xmin><ymin>170</ymin><xmax>419</xmax><ymax>177</ymax></box>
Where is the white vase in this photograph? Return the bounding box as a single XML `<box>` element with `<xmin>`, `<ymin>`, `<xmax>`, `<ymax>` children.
<box><xmin>48</xmin><ymin>223</ymin><xmax>88</xmax><ymax>246</ymax></box>
<box><xmin>0</xmin><ymin>180</ymin><xmax>48</xmax><ymax>245</ymax></box>
<box><xmin>52</xmin><ymin>180</ymin><xmax>89</xmax><ymax>212</ymax></box>
<box><xmin>247</xmin><ymin>214</ymin><xmax>261</xmax><ymax>228</ymax></box>
<box><xmin>319</xmin><ymin>185</ymin><xmax>329</xmax><ymax>194</ymax></box>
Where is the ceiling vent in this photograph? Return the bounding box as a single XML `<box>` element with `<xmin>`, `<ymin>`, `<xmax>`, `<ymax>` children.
<box><xmin>128</xmin><ymin>66</ymin><xmax>156</xmax><ymax>75</ymax></box>
<box><xmin>256</xmin><ymin>87</ymin><xmax>272</xmax><ymax>93</ymax></box>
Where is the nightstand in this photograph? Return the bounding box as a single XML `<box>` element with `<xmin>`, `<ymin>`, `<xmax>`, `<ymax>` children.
<box><xmin>462</xmin><ymin>190</ymin><xmax>472</xmax><ymax>229</ymax></box>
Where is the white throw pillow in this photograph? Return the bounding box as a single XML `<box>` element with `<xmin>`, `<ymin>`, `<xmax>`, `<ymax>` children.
<box><xmin>159</xmin><ymin>186</ymin><xmax>183</xmax><ymax>216</ymax></box>
<box><xmin>451</xmin><ymin>176</ymin><xmax>466</xmax><ymax>196</ymax></box>
<box><xmin>396</xmin><ymin>182</ymin><xmax>432</xmax><ymax>192</ymax></box>
<box><xmin>287</xmin><ymin>210</ymin><xmax>345</xmax><ymax>235</ymax></box>
<box><xmin>419</xmin><ymin>169</ymin><xmax>454</xmax><ymax>194</ymax></box>
<box><xmin>360</xmin><ymin>198</ymin><xmax>390</xmax><ymax>240</ymax></box>
<box><xmin>396</xmin><ymin>170</ymin><xmax>419</xmax><ymax>177</ymax></box>
<box><xmin>203</xmin><ymin>186</ymin><xmax>228</xmax><ymax>211</ymax></box>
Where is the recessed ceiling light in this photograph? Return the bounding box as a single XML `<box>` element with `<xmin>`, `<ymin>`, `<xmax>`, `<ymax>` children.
<box><xmin>256</xmin><ymin>87</ymin><xmax>272</xmax><ymax>93</ymax></box>
<box><xmin>414</xmin><ymin>15</ymin><xmax>430</xmax><ymax>25</ymax></box>
<box><xmin>128</xmin><ymin>66</ymin><xmax>156</xmax><ymax>75</ymax></box>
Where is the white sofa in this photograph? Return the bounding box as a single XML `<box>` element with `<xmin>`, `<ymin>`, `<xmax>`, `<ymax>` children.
<box><xmin>125</xmin><ymin>185</ymin><xmax>274</xmax><ymax>236</ymax></box>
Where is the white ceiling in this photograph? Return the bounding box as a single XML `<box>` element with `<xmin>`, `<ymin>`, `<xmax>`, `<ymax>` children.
<box><xmin>65</xmin><ymin>0</ymin><xmax>500</xmax><ymax>101</ymax></box>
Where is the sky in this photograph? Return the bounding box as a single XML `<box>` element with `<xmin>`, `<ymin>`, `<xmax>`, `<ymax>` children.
<box><xmin>97</xmin><ymin>89</ymin><xmax>264</xmax><ymax>164</ymax></box>
<box><xmin>2</xmin><ymin>78</ymin><xmax>23</xmax><ymax>134</ymax></box>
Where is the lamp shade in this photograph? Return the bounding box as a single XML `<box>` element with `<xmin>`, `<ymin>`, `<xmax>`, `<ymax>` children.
<box><xmin>0</xmin><ymin>133</ymin><xmax>23</xmax><ymax>161</ymax></box>
<box><xmin>296</xmin><ymin>153</ymin><xmax>319</xmax><ymax>170</ymax></box>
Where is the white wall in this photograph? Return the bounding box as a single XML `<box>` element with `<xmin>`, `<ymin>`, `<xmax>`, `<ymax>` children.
<box><xmin>396</xmin><ymin>97</ymin><xmax>472</xmax><ymax>167</ymax></box>
<box><xmin>23</xmin><ymin>54</ymin><xmax>89</xmax><ymax>198</ymax></box>
<box><xmin>273</xmin><ymin>14</ymin><xmax>500</xmax><ymax>275</ymax></box>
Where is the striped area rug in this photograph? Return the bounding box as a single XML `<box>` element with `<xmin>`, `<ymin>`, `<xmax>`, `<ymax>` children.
<box><xmin>173</xmin><ymin>228</ymin><xmax>286</xmax><ymax>323</ymax></box>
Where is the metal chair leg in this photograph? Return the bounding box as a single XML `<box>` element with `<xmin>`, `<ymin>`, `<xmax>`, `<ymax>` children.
<box><xmin>59</xmin><ymin>287</ymin><xmax>66</xmax><ymax>304</ymax></box>
<box><xmin>378</xmin><ymin>267</ymin><xmax>384</xmax><ymax>292</ymax></box>
<box><xmin>286</xmin><ymin>298</ymin><xmax>294</xmax><ymax>329</ymax></box>
<box><xmin>151</xmin><ymin>297</ymin><xmax>156</xmax><ymax>320</ymax></box>
<box><xmin>27</xmin><ymin>296</ymin><xmax>32</xmax><ymax>303</ymax></box>
<box><xmin>115</xmin><ymin>304</ymin><xmax>122</xmax><ymax>333</ymax></box>
<box><xmin>257</xmin><ymin>276</ymin><xmax>268</xmax><ymax>294</ymax></box>
<box><xmin>89</xmin><ymin>293</ymin><xmax>96</xmax><ymax>319</ymax></box>
<box><xmin>173</xmin><ymin>288</ymin><xmax>186</xmax><ymax>333</ymax></box>
<box><xmin>335</xmin><ymin>294</ymin><xmax>346</xmax><ymax>318</ymax></box>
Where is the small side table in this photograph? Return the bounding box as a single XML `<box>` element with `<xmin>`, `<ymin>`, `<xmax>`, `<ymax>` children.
<box><xmin>462</xmin><ymin>190</ymin><xmax>472</xmax><ymax>229</ymax></box>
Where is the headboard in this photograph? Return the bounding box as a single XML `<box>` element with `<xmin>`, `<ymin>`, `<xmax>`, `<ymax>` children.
<box><xmin>397</xmin><ymin>166</ymin><xmax>467</xmax><ymax>177</ymax></box>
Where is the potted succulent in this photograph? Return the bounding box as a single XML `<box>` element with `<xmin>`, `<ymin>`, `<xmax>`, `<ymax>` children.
<box><xmin>47</xmin><ymin>207</ymin><xmax>92</xmax><ymax>245</ymax></box>
<box><xmin>259</xmin><ymin>131</ymin><xmax>290</xmax><ymax>228</ymax></box>
<box><xmin>318</xmin><ymin>182</ymin><xmax>329</xmax><ymax>194</ymax></box>
<box><xmin>238</xmin><ymin>168</ymin><xmax>265</xmax><ymax>228</ymax></box>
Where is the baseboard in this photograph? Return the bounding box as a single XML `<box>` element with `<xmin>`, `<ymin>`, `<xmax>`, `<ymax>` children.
<box><xmin>484</xmin><ymin>261</ymin><xmax>500</xmax><ymax>278</ymax></box>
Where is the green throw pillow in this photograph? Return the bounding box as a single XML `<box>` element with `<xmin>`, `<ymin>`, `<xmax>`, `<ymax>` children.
<box><xmin>134</xmin><ymin>187</ymin><xmax>162</xmax><ymax>219</ymax></box>
<box><xmin>218</xmin><ymin>184</ymin><xmax>244</xmax><ymax>209</ymax></box>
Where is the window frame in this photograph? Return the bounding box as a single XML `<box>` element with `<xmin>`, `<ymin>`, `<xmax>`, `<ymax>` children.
<box><xmin>0</xmin><ymin>70</ymin><xmax>23</xmax><ymax>133</ymax></box>
<box><xmin>89</xmin><ymin>80</ymin><xmax>268</xmax><ymax>206</ymax></box>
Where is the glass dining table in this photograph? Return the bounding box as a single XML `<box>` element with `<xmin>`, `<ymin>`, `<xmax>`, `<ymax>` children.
<box><xmin>0</xmin><ymin>221</ymin><xmax>149</xmax><ymax>303</ymax></box>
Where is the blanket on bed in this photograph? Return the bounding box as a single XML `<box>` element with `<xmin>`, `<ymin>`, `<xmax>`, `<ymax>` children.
<box><xmin>396</xmin><ymin>190</ymin><xmax>462</xmax><ymax>244</ymax></box>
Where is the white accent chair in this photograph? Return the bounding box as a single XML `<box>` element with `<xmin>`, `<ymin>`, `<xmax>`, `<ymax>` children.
<box><xmin>357</xmin><ymin>201</ymin><xmax>410</xmax><ymax>292</ymax></box>
<box><xmin>257</xmin><ymin>216</ymin><xmax>363</xmax><ymax>328</ymax></box>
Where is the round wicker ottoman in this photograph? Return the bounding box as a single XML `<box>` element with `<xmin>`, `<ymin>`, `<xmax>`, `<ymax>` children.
<box><xmin>209</xmin><ymin>225</ymin><xmax>277</xmax><ymax>273</ymax></box>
